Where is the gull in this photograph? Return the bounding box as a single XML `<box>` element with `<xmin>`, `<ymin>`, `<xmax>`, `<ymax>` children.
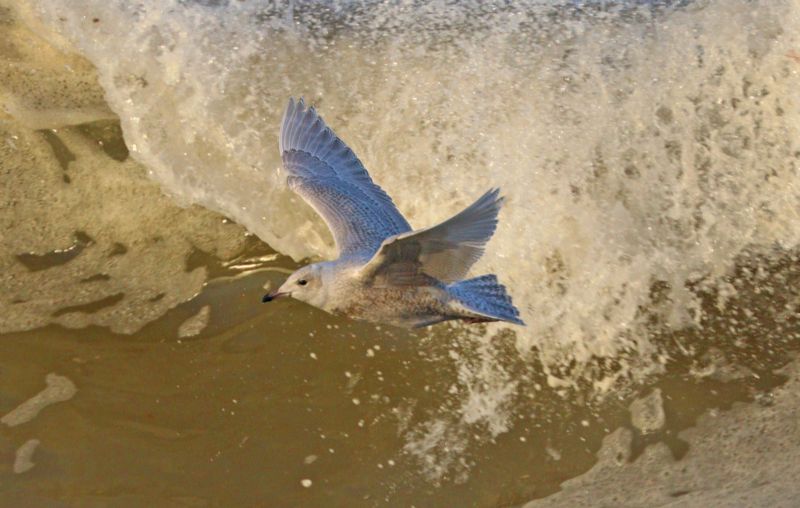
<box><xmin>262</xmin><ymin>98</ymin><xmax>524</xmax><ymax>328</ymax></box>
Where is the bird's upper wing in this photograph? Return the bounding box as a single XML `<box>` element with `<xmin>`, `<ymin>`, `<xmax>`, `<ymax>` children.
<box><xmin>359</xmin><ymin>188</ymin><xmax>504</xmax><ymax>286</ymax></box>
<box><xmin>280</xmin><ymin>98</ymin><xmax>410</xmax><ymax>258</ymax></box>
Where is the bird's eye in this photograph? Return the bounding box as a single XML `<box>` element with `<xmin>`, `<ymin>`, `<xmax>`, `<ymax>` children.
<box><xmin>298</xmin><ymin>279</ymin><xmax>308</xmax><ymax>286</ymax></box>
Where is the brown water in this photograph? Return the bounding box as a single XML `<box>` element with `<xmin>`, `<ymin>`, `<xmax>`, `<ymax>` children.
<box><xmin>2</xmin><ymin>0</ymin><xmax>800</xmax><ymax>506</ymax></box>
<box><xmin>2</xmin><ymin>223</ymin><xmax>798</xmax><ymax>506</ymax></box>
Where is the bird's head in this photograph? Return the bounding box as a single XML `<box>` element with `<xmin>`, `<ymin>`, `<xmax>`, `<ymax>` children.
<box><xmin>262</xmin><ymin>263</ymin><xmax>325</xmax><ymax>306</ymax></box>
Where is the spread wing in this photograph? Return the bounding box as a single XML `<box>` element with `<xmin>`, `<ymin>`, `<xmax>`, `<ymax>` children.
<box><xmin>280</xmin><ymin>98</ymin><xmax>410</xmax><ymax>258</ymax></box>
<box><xmin>360</xmin><ymin>188</ymin><xmax>504</xmax><ymax>286</ymax></box>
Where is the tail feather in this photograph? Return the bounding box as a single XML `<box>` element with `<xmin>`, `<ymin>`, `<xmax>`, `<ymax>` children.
<box><xmin>448</xmin><ymin>275</ymin><xmax>525</xmax><ymax>326</ymax></box>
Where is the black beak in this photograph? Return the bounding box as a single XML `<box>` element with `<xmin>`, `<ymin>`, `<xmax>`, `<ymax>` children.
<box><xmin>262</xmin><ymin>291</ymin><xmax>287</xmax><ymax>303</ymax></box>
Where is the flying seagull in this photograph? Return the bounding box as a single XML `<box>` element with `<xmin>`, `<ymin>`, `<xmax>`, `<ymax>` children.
<box><xmin>263</xmin><ymin>98</ymin><xmax>524</xmax><ymax>328</ymax></box>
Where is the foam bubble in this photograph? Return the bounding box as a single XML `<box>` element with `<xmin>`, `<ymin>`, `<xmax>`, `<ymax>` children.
<box><xmin>13</xmin><ymin>439</ymin><xmax>40</xmax><ymax>474</ymax></box>
<box><xmin>629</xmin><ymin>388</ymin><xmax>665</xmax><ymax>434</ymax></box>
<box><xmin>1</xmin><ymin>373</ymin><xmax>76</xmax><ymax>427</ymax></box>
<box><xmin>177</xmin><ymin>305</ymin><xmax>211</xmax><ymax>338</ymax></box>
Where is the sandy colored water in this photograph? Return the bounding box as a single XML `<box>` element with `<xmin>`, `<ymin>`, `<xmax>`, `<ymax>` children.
<box><xmin>1</xmin><ymin>1</ymin><xmax>800</xmax><ymax>506</ymax></box>
<box><xmin>1</xmin><ymin>231</ymin><xmax>798</xmax><ymax>506</ymax></box>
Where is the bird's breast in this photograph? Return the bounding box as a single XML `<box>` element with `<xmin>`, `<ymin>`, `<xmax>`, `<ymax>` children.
<box><xmin>329</xmin><ymin>284</ymin><xmax>449</xmax><ymax>326</ymax></box>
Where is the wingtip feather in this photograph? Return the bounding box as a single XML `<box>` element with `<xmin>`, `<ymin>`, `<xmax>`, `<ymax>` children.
<box><xmin>487</xmin><ymin>187</ymin><xmax>504</xmax><ymax>208</ymax></box>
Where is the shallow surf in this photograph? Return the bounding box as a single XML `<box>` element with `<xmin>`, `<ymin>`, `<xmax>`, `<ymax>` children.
<box><xmin>1</xmin><ymin>0</ymin><xmax>799</xmax><ymax>505</ymax></box>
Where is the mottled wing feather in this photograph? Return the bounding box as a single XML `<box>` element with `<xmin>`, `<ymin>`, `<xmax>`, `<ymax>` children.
<box><xmin>365</xmin><ymin>237</ymin><xmax>433</xmax><ymax>288</ymax></box>
<box><xmin>362</xmin><ymin>189</ymin><xmax>504</xmax><ymax>285</ymax></box>
<box><xmin>280</xmin><ymin>98</ymin><xmax>410</xmax><ymax>257</ymax></box>
<box><xmin>286</xmin><ymin>172</ymin><xmax>402</xmax><ymax>258</ymax></box>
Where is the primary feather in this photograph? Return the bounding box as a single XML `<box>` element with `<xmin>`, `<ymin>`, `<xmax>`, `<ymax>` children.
<box><xmin>280</xmin><ymin>98</ymin><xmax>410</xmax><ymax>257</ymax></box>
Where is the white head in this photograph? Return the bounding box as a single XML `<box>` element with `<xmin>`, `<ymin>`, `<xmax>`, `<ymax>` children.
<box><xmin>262</xmin><ymin>263</ymin><xmax>328</xmax><ymax>308</ymax></box>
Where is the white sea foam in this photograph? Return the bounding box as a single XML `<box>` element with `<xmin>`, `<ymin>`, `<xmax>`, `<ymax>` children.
<box><xmin>13</xmin><ymin>439</ymin><xmax>40</xmax><ymax>474</ymax></box>
<box><xmin>21</xmin><ymin>0</ymin><xmax>800</xmax><ymax>396</ymax></box>
<box><xmin>1</xmin><ymin>373</ymin><xmax>76</xmax><ymax>427</ymax></box>
<box><xmin>177</xmin><ymin>304</ymin><xmax>211</xmax><ymax>338</ymax></box>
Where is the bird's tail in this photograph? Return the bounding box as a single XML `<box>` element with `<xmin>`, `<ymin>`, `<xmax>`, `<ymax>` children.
<box><xmin>447</xmin><ymin>275</ymin><xmax>525</xmax><ymax>325</ymax></box>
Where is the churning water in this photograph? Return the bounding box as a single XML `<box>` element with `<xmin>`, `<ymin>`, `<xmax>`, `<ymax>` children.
<box><xmin>1</xmin><ymin>0</ymin><xmax>799</xmax><ymax>506</ymax></box>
